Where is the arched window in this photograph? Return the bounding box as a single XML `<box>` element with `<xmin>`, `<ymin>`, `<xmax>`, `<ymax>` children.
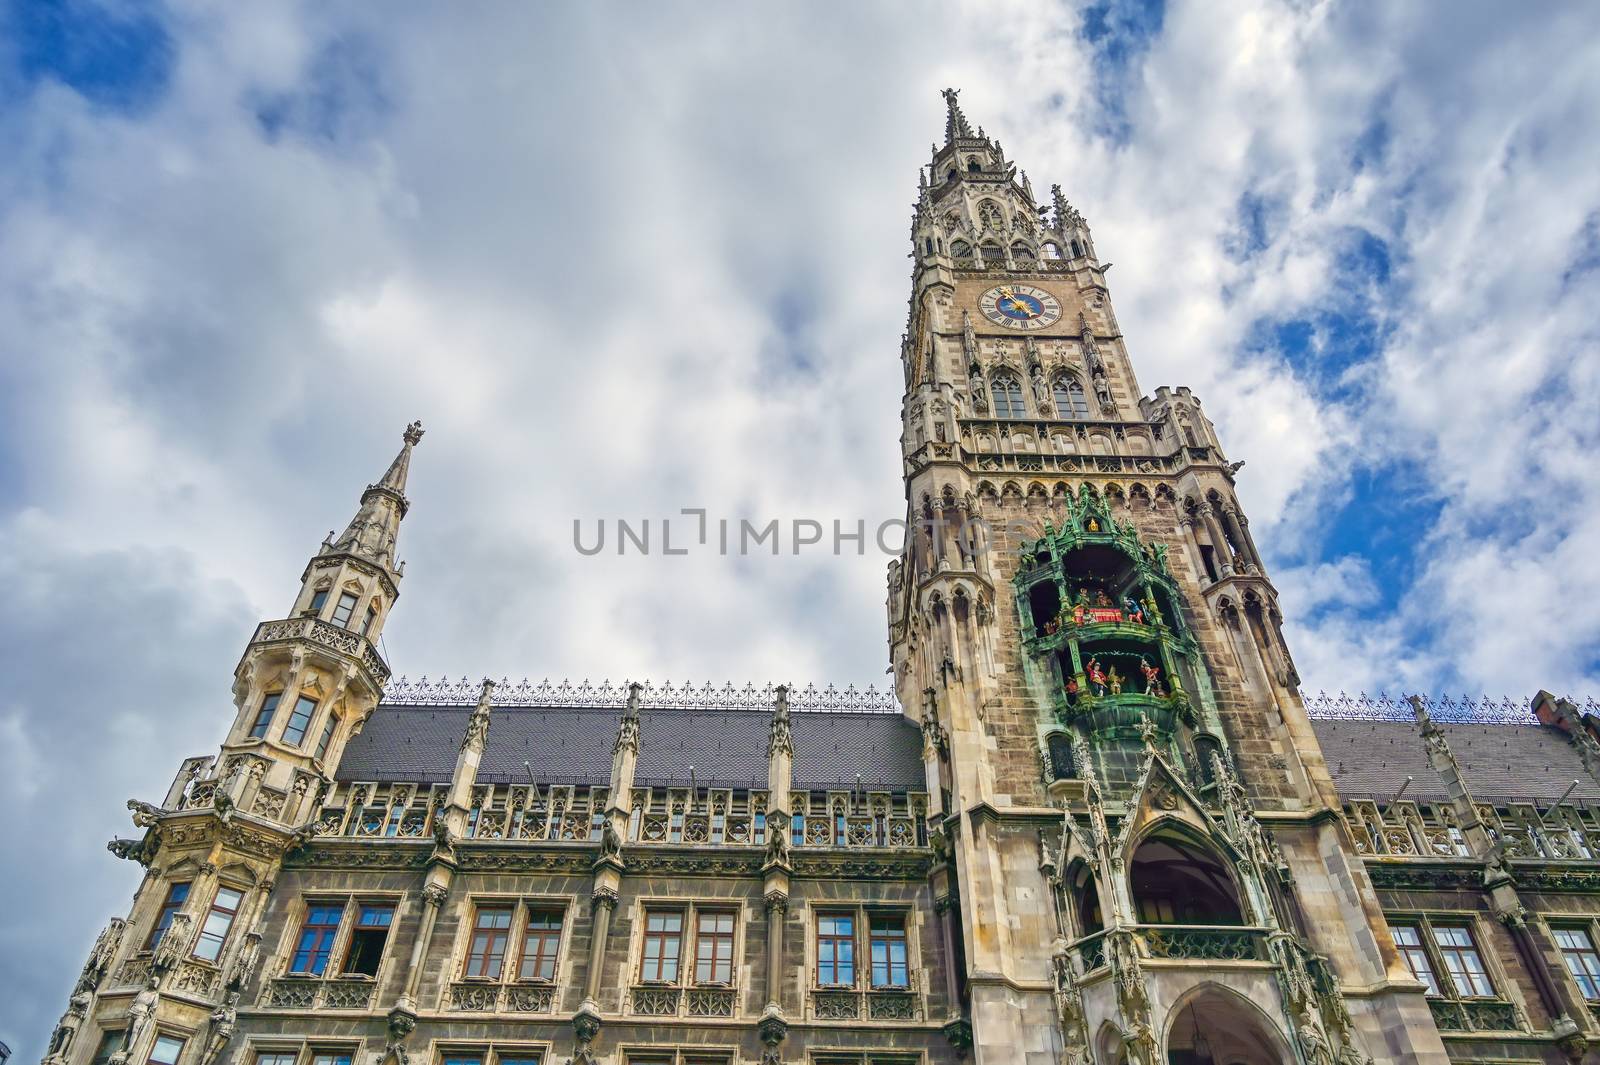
<box><xmin>1042</xmin><ymin>241</ymin><xmax>1063</xmax><ymax>260</ymax></box>
<box><xmin>1070</xmin><ymin>863</ymin><xmax>1103</xmax><ymax>936</ymax></box>
<box><xmin>924</xmin><ymin>238</ymin><xmax>934</xmax><ymax>255</ymax></box>
<box><xmin>978</xmin><ymin>242</ymin><xmax>1004</xmax><ymax>263</ymax></box>
<box><xmin>950</xmin><ymin>239</ymin><xmax>972</xmax><ymax>259</ymax></box>
<box><xmin>991</xmin><ymin>374</ymin><xmax>1026</xmax><ymax>419</ymax></box>
<box><xmin>967</xmin><ymin>157</ymin><xmax>982</xmax><ymax>172</ymax></box>
<box><xmin>1070</xmin><ymin>238</ymin><xmax>1084</xmax><ymax>258</ymax></box>
<box><xmin>1010</xmin><ymin>242</ymin><xmax>1035</xmax><ymax>262</ymax></box>
<box><xmin>946</xmin><ymin>168</ymin><xmax>957</xmax><ymax>184</ymax></box>
<box><xmin>1046</xmin><ymin>733</ymin><xmax>1075</xmax><ymax>781</ymax></box>
<box><xmin>1129</xmin><ymin>831</ymin><xmax>1244</xmax><ymax>925</ymax></box>
<box><xmin>1053</xmin><ymin>377</ymin><xmax>1090</xmax><ymax>419</ymax></box>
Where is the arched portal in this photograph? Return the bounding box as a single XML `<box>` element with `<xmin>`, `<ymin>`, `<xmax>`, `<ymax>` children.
<box><xmin>1164</xmin><ymin>983</ymin><xmax>1295</xmax><ymax>1064</ymax></box>
<box><xmin>1129</xmin><ymin>828</ymin><xmax>1244</xmax><ymax>926</ymax></box>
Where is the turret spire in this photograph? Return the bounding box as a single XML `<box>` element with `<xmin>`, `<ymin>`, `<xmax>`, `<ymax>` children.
<box><xmin>942</xmin><ymin>87</ymin><xmax>974</xmax><ymax>142</ymax></box>
<box><xmin>329</xmin><ymin>421</ymin><xmax>424</xmax><ymax>574</ymax></box>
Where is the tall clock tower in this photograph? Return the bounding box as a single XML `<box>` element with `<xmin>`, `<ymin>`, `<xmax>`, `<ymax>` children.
<box><xmin>889</xmin><ymin>90</ymin><xmax>1449</xmax><ymax>1064</ymax></box>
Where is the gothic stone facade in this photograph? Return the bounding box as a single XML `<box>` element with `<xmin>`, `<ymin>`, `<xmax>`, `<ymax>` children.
<box><xmin>39</xmin><ymin>91</ymin><xmax>1600</xmax><ymax>1065</ymax></box>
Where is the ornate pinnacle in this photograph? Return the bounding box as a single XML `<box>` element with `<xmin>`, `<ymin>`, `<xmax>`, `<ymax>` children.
<box><xmin>1051</xmin><ymin>185</ymin><xmax>1084</xmax><ymax>232</ymax></box>
<box><xmin>941</xmin><ymin>88</ymin><xmax>974</xmax><ymax>142</ymax></box>
<box><xmin>403</xmin><ymin>420</ymin><xmax>425</xmax><ymax>446</ymax></box>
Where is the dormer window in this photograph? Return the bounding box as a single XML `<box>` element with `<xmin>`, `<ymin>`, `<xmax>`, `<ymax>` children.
<box><xmin>330</xmin><ymin>591</ymin><xmax>359</xmax><ymax>628</ymax></box>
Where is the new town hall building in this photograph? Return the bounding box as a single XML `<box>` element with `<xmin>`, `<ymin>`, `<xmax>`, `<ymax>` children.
<box><xmin>39</xmin><ymin>91</ymin><xmax>1600</xmax><ymax>1065</ymax></box>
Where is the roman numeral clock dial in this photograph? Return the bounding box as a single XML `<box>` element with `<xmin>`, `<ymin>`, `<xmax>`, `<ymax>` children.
<box><xmin>979</xmin><ymin>283</ymin><xmax>1063</xmax><ymax>330</ymax></box>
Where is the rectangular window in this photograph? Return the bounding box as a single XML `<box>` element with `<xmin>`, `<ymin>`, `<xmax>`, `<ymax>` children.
<box><xmin>91</xmin><ymin>1031</ymin><xmax>125</xmax><ymax>1065</ymax></box>
<box><xmin>282</xmin><ymin>695</ymin><xmax>318</xmax><ymax>746</ymax></box>
<box><xmin>291</xmin><ymin>903</ymin><xmax>345</xmax><ymax>975</ymax></box>
<box><xmin>641</xmin><ymin>909</ymin><xmax>683</xmax><ymax>983</ymax></box>
<box><xmin>817</xmin><ymin>913</ymin><xmax>855</xmax><ymax>987</ymax></box>
<box><xmin>466</xmin><ymin>905</ymin><xmax>514</xmax><ymax>979</ymax></box>
<box><xmin>694</xmin><ymin>910</ymin><xmax>735</xmax><ymax>985</ymax></box>
<box><xmin>249</xmin><ymin>693</ymin><xmax>281</xmax><ymax>739</ymax></box>
<box><xmin>1433</xmin><ymin>924</ymin><xmax>1495</xmax><ymax>998</ymax></box>
<box><xmin>869</xmin><ymin>914</ymin><xmax>909</xmax><ymax>988</ymax></box>
<box><xmin>518</xmin><ymin>908</ymin><xmax>564</xmax><ymax>982</ymax></box>
<box><xmin>1556</xmin><ymin>927</ymin><xmax>1600</xmax><ymax>1000</ymax></box>
<box><xmin>499</xmin><ymin>1058</ymin><xmax>543</xmax><ymax>1065</ymax></box>
<box><xmin>192</xmin><ymin>885</ymin><xmax>244</xmax><ymax>963</ymax></box>
<box><xmin>342</xmin><ymin>903</ymin><xmax>395</xmax><ymax>977</ymax></box>
<box><xmin>310</xmin><ymin>1053</ymin><xmax>353</xmax><ymax>1065</ymax></box>
<box><xmin>331</xmin><ymin>591</ymin><xmax>359</xmax><ymax>628</ymax></box>
<box><xmin>1391</xmin><ymin>924</ymin><xmax>1440</xmax><ymax>995</ymax></box>
<box><xmin>442</xmin><ymin>1057</ymin><xmax>483</xmax><ymax>1065</ymax></box>
<box><xmin>362</xmin><ymin>604</ymin><xmax>379</xmax><ymax>636</ymax></box>
<box><xmin>309</xmin><ymin>588</ymin><xmax>329</xmax><ymax>615</ymax></box>
<box><xmin>148</xmin><ymin>1035</ymin><xmax>185</xmax><ymax>1065</ymax></box>
<box><xmin>255</xmin><ymin>1054</ymin><xmax>297</xmax><ymax>1065</ymax></box>
<box><xmin>315</xmin><ymin>714</ymin><xmax>337</xmax><ymax>760</ymax></box>
<box><xmin>145</xmin><ymin>881</ymin><xmax>191</xmax><ymax>950</ymax></box>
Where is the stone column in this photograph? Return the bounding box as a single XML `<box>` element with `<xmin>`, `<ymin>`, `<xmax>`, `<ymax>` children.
<box><xmin>1196</xmin><ymin>502</ymin><xmax>1234</xmax><ymax>578</ymax></box>
<box><xmin>920</xmin><ymin>689</ymin><xmax>945</xmax><ymax>820</ymax></box>
<box><xmin>1219</xmin><ymin>504</ymin><xmax>1257</xmax><ymax>574</ymax></box>
<box><xmin>759</xmin><ymin>686</ymin><xmax>793</xmax><ymax>1060</ymax></box>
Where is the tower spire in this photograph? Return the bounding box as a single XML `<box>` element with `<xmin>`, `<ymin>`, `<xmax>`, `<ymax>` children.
<box><xmin>942</xmin><ymin>87</ymin><xmax>974</xmax><ymax>142</ymax></box>
<box><xmin>329</xmin><ymin>421</ymin><xmax>424</xmax><ymax>574</ymax></box>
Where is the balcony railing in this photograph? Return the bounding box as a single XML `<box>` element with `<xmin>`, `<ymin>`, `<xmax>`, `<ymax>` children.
<box><xmin>627</xmin><ymin>984</ymin><xmax>737</xmax><ymax>1018</ymax></box>
<box><xmin>264</xmin><ymin>976</ymin><xmax>375</xmax><ymax>1010</ymax></box>
<box><xmin>1139</xmin><ymin>925</ymin><xmax>1263</xmax><ymax>961</ymax></box>
<box><xmin>250</xmin><ymin>615</ymin><xmax>390</xmax><ymax>682</ymax></box>
<box><xmin>808</xmin><ymin>976</ymin><xmax>921</xmax><ymax>1021</ymax></box>
<box><xmin>448</xmin><ymin>981</ymin><xmax>556</xmax><ymax>1013</ymax></box>
<box><xmin>1347</xmin><ymin>800</ymin><xmax>1600</xmax><ymax>862</ymax></box>
<box><xmin>1427</xmin><ymin>997</ymin><xmax>1520</xmax><ymax>1032</ymax></box>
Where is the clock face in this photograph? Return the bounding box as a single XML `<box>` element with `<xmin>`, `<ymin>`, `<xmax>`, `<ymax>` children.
<box><xmin>979</xmin><ymin>284</ymin><xmax>1063</xmax><ymax>330</ymax></box>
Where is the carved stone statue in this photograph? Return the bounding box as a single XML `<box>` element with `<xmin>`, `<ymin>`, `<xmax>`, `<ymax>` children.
<box><xmin>1297</xmin><ymin>1009</ymin><xmax>1335</xmax><ymax>1065</ymax></box>
<box><xmin>121</xmin><ymin>976</ymin><xmax>160</xmax><ymax>1054</ymax></box>
<box><xmin>765</xmin><ymin>817</ymin><xmax>791</xmax><ymax>866</ymax></box>
<box><xmin>200</xmin><ymin>998</ymin><xmax>238</xmax><ymax>1065</ymax></box>
<box><xmin>969</xmin><ymin>369</ymin><xmax>989</xmax><ymax>414</ymax></box>
<box><xmin>45</xmin><ymin>988</ymin><xmax>92</xmax><ymax>1061</ymax></box>
<box><xmin>600</xmin><ymin>818</ymin><xmax>624</xmax><ymax>860</ymax></box>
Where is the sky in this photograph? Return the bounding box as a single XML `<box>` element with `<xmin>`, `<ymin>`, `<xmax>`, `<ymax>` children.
<box><xmin>3</xmin><ymin>0</ymin><xmax>1600</xmax><ymax>1047</ymax></box>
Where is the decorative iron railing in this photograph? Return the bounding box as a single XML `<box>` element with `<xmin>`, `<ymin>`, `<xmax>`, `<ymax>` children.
<box><xmin>1301</xmin><ymin>691</ymin><xmax>1598</xmax><ymax>724</ymax></box>
<box><xmin>382</xmin><ymin>676</ymin><xmax>899</xmax><ymax>713</ymax></box>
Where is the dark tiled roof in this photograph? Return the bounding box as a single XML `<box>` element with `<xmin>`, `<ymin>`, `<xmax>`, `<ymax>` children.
<box><xmin>1312</xmin><ymin>719</ymin><xmax>1600</xmax><ymax>804</ymax></box>
<box><xmin>337</xmin><ymin>703</ymin><xmax>925</xmax><ymax>791</ymax></box>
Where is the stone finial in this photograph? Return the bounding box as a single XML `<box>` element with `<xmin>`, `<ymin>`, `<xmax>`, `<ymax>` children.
<box><xmin>402</xmin><ymin>420</ymin><xmax>425</xmax><ymax>446</ymax></box>
<box><xmin>941</xmin><ymin>87</ymin><xmax>975</xmax><ymax>142</ymax></box>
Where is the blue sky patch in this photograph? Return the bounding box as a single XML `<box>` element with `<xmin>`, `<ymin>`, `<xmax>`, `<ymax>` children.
<box><xmin>9</xmin><ymin>0</ymin><xmax>174</xmax><ymax>113</ymax></box>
